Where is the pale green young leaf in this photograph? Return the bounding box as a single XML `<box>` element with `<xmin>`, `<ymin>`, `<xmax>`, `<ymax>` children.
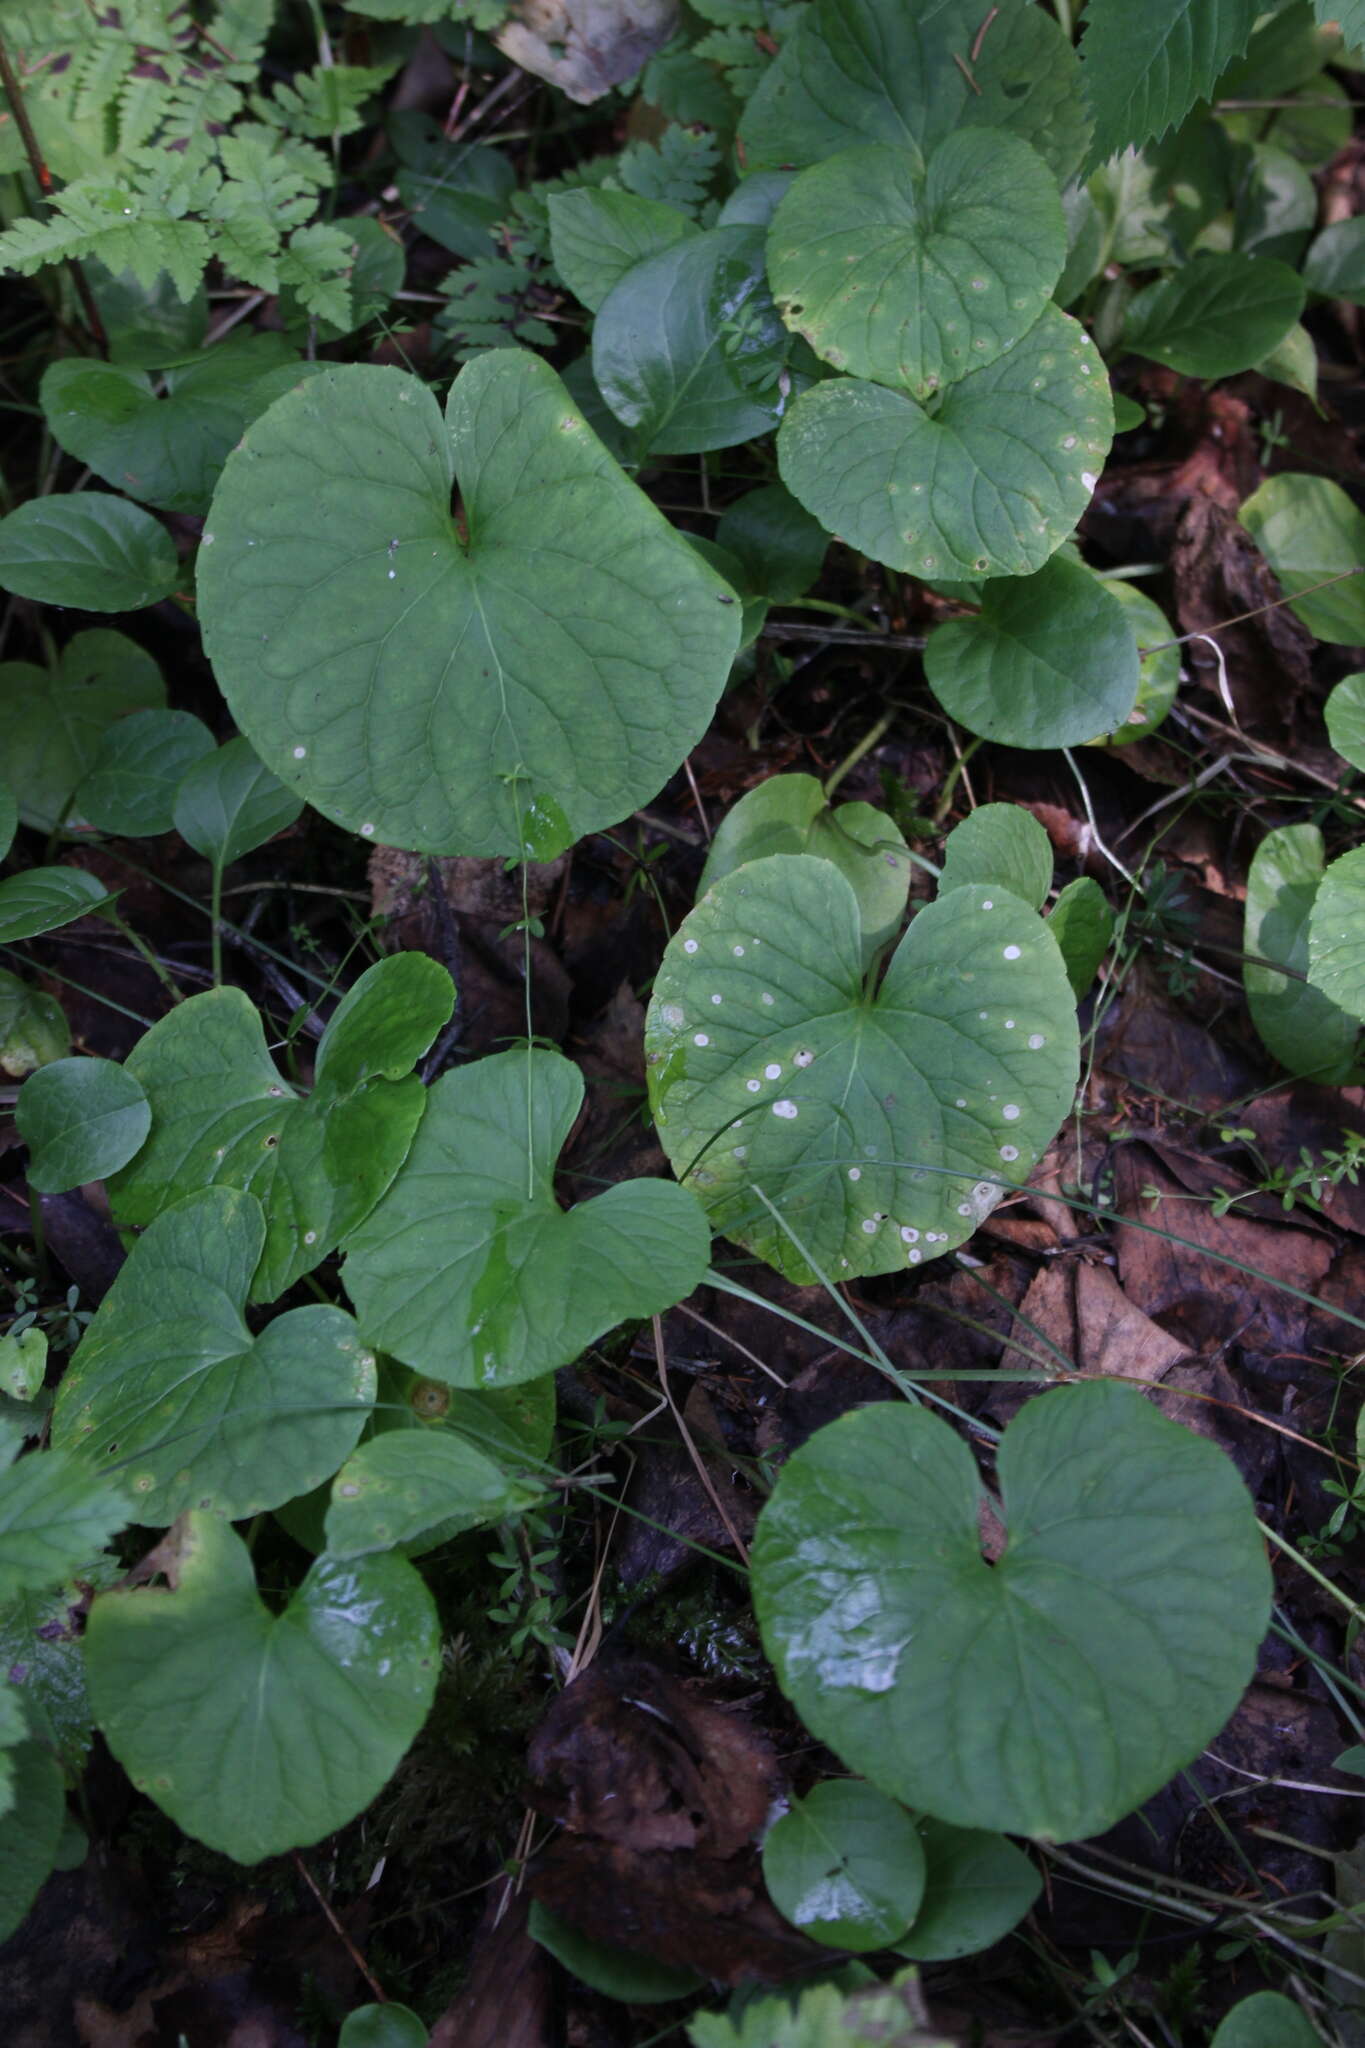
<box><xmin>323</xmin><ymin>1430</ymin><xmax>541</xmax><ymax>1559</ymax></box>
<box><xmin>0</xmin><ymin>1449</ymin><xmax>126</xmax><ymax>1607</ymax></box>
<box><xmin>1078</xmin><ymin>0</ymin><xmax>1258</xmax><ymax>167</ymax></box>
<box><xmin>1238</xmin><ymin>474</ymin><xmax>1365</xmax><ymax>644</ymax></box>
<box><xmin>17</xmin><ymin>1057</ymin><xmax>151</xmax><ymax>1192</ymax></box>
<box><xmin>1244</xmin><ymin>825</ymin><xmax>1357</xmax><ymax>1081</ymax></box>
<box><xmin>198</xmin><ymin>354</ymin><xmax>739</xmax><ymax>856</ymax></box>
<box><xmin>777</xmin><ymin>308</ymin><xmax>1112</xmax><ymax>582</ymax></box>
<box><xmin>752</xmin><ymin>1382</ymin><xmax>1270</xmax><ymax>1842</ymax></box>
<box><xmin>51</xmin><ymin>1188</ymin><xmax>376</xmax><ymax>1522</ymax></box>
<box><xmin>646</xmin><ymin>856</ymin><xmax>1078</xmax><ymax>1282</ymax></box>
<box><xmin>767</xmin><ymin>133</ymin><xmax>1065</xmax><ymax>400</ymax></box>
<box><xmin>0</xmin><ymin>972</ymin><xmax>70</xmax><ymax>1080</ymax></box>
<box><xmin>1327</xmin><ymin>675</ymin><xmax>1365</xmax><ymax>774</ymax></box>
<box><xmin>1047</xmin><ymin>877</ymin><xmax>1113</xmax><ymax>998</ymax></box>
<box><xmin>0</xmin><ymin>180</ymin><xmax>212</xmax><ymax>302</ymax></box>
<box><xmin>85</xmin><ymin>1511</ymin><xmax>439</xmax><ymax>1863</ymax></box>
<box><xmin>342</xmin><ymin>1048</ymin><xmax>712</xmax><ymax>1389</ymax></box>
<box><xmin>0</xmin><ymin>495</ymin><xmax>180</xmax><ymax>611</ymax></box>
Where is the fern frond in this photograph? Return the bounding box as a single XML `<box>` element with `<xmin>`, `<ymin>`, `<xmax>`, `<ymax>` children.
<box><xmin>254</xmin><ymin>63</ymin><xmax>396</xmax><ymax>141</ymax></box>
<box><xmin>615</xmin><ymin>126</ymin><xmax>721</xmax><ymax>213</ymax></box>
<box><xmin>436</xmin><ymin>253</ymin><xmax>556</xmax><ymax>359</ymax></box>
<box><xmin>276</xmin><ymin>222</ymin><xmax>355</xmax><ymax>328</ymax></box>
<box><xmin>0</xmin><ymin>179</ymin><xmax>212</xmax><ymax>299</ymax></box>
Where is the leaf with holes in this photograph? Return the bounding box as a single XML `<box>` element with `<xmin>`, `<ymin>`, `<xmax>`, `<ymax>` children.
<box><xmin>342</xmin><ymin>1048</ymin><xmax>712</xmax><ymax>1389</ymax></box>
<box><xmin>739</xmin><ymin>0</ymin><xmax>1089</xmax><ymax>183</ymax></box>
<box><xmin>0</xmin><ymin>1450</ymin><xmax>128</xmax><ymax>1607</ymax></box>
<box><xmin>108</xmin><ymin>959</ymin><xmax>454</xmax><ymax>1301</ymax></box>
<box><xmin>17</xmin><ymin>1056</ymin><xmax>151</xmax><ymax>1192</ymax></box>
<box><xmin>777</xmin><ymin>308</ymin><xmax>1111</xmax><ymax>582</ymax></box>
<box><xmin>925</xmin><ymin>559</ymin><xmax>1139</xmax><ymax>749</ymax></box>
<box><xmin>50</xmin><ymin>1188</ymin><xmax>376</xmax><ymax>1523</ymax></box>
<box><xmin>1309</xmin><ymin>848</ymin><xmax>1365</xmax><ymax>1024</ymax></box>
<box><xmin>1122</xmin><ymin>253</ymin><xmax>1304</xmax><ymax>379</ymax></box>
<box><xmin>766</xmin><ymin>133</ymin><xmax>1065</xmax><ymax>399</ymax></box>
<box><xmin>84</xmin><ymin>1511</ymin><xmax>439</xmax><ymax>1863</ymax></box>
<box><xmin>592</xmin><ymin>226</ymin><xmax>796</xmax><ymax>455</ymax></box>
<box><xmin>0</xmin><ymin>494</ymin><xmax>180</xmax><ymax>611</ymax></box>
<box><xmin>700</xmin><ymin>774</ymin><xmax>911</xmax><ymax>960</ymax></box>
<box><xmin>1238</xmin><ymin>474</ymin><xmax>1365</xmax><ymax>645</ymax></box>
<box><xmin>646</xmin><ymin>855</ymin><xmax>1078</xmax><ymax>1283</ymax></box>
<box><xmin>39</xmin><ymin>336</ymin><xmax>317</xmax><ymax>516</ymax></box>
<box><xmin>752</xmin><ymin>1381</ymin><xmax>1270</xmax><ymax>1841</ymax></box>
<box><xmin>1245</xmin><ymin>826</ymin><xmax>1357</xmax><ymax>1081</ymax></box>
<box><xmin>197</xmin><ymin>353</ymin><xmax>739</xmax><ymax>856</ymax></box>
<box><xmin>0</xmin><ymin>631</ymin><xmax>165</xmax><ymax>833</ymax></box>
<box><xmin>762</xmin><ymin>1779</ymin><xmax>925</xmax><ymax>1950</ymax></box>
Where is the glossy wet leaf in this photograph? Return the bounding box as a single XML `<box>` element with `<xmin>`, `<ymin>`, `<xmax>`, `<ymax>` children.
<box><xmin>700</xmin><ymin>774</ymin><xmax>911</xmax><ymax>959</ymax></box>
<box><xmin>895</xmin><ymin>1820</ymin><xmax>1040</xmax><ymax>1961</ymax></box>
<box><xmin>767</xmin><ymin>134</ymin><xmax>1065</xmax><ymax>399</ymax></box>
<box><xmin>78</xmin><ymin>708</ymin><xmax>216</xmax><ymax>837</ymax></box>
<box><xmin>752</xmin><ymin>1380</ymin><xmax>1270</xmax><ymax>1841</ymax></box>
<box><xmin>172</xmin><ymin>737</ymin><xmax>304</xmax><ymax>872</ymax></box>
<box><xmin>1123</xmin><ymin>253</ymin><xmax>1305</xmax><ymax>379</ymax></box>
<box><xmin>39</xmin><ymin>335</ymin><xmax>312</xmax><ymax>516</ymax></box>
<box><xmin>0</xmin><ymin>867</ymin><xmax>111</xmax><ymax>945</ymax></box>
<box><xmin>1309</xmin><ymin>848</ymin><xmax>1365</xmax><ymax>1023</ymax></box>
<box><xmin>1078</xmin><ymin>0</ymin><xmax>1258</xmax><ymax>166</ymax></box>
<box><xmin>339</xmin><ymin>2005</ymin><xmax>429</xmax><ymax>2048</ymax></box>
<box><xmin>592</xmin><ymin>226</ymin><xmax>793</xmax><ymax>455</ymax></box>
<box><xmin>0</xmin><ymin>1738</ymin><xmax>64</xmax><ymax>1942</ymax></box>
<box><xmin>924</xmin><ymin>559</ymin><xmax>1139</xmax><ymax>748</ymax></box>
<box><xmin>1048</xmin><ymin>877</ymin><xmax>1113</xmax><ymax>997</ymax></box>
<box><xmin>1244</xmin><ymin>826</ymin><xmax>1357</xmax><ymax>1081</ymax></box>
<box><xmin>0</xmin><ymin>493</ymin><xmax>180</xmax><ymax>610</ymax></box>
<box><xmin>85</xmin><ymin>1510</ymin><xmax>439</xmax><ymax>1863</ymax></box>
<box><xmin>762</xmin><ymin>1779</ymin><xmax>925</xmax><ymax>1950</ymax></box>
<box><xmin>714</xmin><ymin>483</ymin><xmax>828</xmax><ymax>604</ymax></box>
<box><xmin>1238</xmin><ymin>474</ymin><xmax>1365</xmax><ymax>644</ymax></box>
<box><xmin>1210</xmin><ymin>1991</ymin><xmax>1321</xmax><ymax>2048</ymax></box>
<box><xmin>0</xmin><ymin>1450</ymin><xmax>128</xmax><ymax>1607</ymax></box>
<box><xmin>1304</xmin><ymin>218</ymin><xmax>1365</xmax><ymax>304</ymax></box>
<box><xmin>323</xmin><ymin>1429</ymin><xmax>541</xmax><ymax>1559</ymax></box>
<box><xmin>0</xmin><ymin>971</ymin><xmax>69</xmax><ymax>1080</ymax></box>
<box><xmin>530</xmin><ymin>1901</ymin><xmax>705</xmax><ymax>2003</ymax></box>
<box><xmin>343</xmin><ymin>1047</ymin><xmax>712</xmax><ymax>1389</ymax></box>
<box><xmin>646</xmin><ymin>855</ymin><xmax>1078</xmax><ymax>1282</ymax></box>
<box><xmin>17</xmin><ymin>1056</ymin><xmax>151</xmax><ymax>1192</ymax></box>
<box><xmin>778</xmin><ymin>308</ymin><xmax>1112</xmax><ymax>582</ymax></box>
<box><xmin>739</xmin><ymin>0</ymin><xmax>1089</xmax><ymax>184</ymax></box>
<box><xmin>944</xmin><ymin>809</ymin><xmax>1055</xmax><ymax>919</ymax></box>
<box><xmin>198</xmin><ymin>353</ymin><xmax>738</xmax><ymax>855</ymax></box>
<box><xmin>1327</xmin><ymin>674</ymin><xmax>1365</xmax><ymax>773</ymax></box>
<box><xmin>51</xmin><ymin>1188</ymin><xmax>375</xmax><ymax>1523</ymax></box>
<box><xmin>0</xmin><ymin>630</ymin><xmax>164</xmax><ymax>832</ymax></box>
<box><xmin>109</xmin><ymin>960</ymin><xmax>453</xmax><ymax>1300</ymax></box>
<box><xmin>548</xmin><ymin>187</ymin><xmax>698</xmax><ymax>312</ymax></box>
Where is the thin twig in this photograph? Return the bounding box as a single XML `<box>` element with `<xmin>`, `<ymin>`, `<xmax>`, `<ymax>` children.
<box><xmin>293</xmin><ymin>1852</ymin><xmax>387</xmax><ymax>2004</ymax></box>
<box><xmin>651</xmin><ymin>1315</ymin><xmax>750</xmax><ymax>1566</ymax></box>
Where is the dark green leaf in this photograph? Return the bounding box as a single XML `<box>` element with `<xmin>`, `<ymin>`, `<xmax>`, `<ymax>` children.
<box><xmin>1078</xmin><ymin>0</ymin><xmax>1258</xmax><ymax>166</ymax></box>
<box><xmin>0</xmin><ymin>1450</ymin><xmax>127</xmax><ymax>1608</ymax></box>
<box><xmin>0</xmin><ymin>630</ymin><xmax>164</xmax><ymax>832</ymax></box>
<box><xmin>1238</xmin><ymin>473</ymin><xmax>1365</xmax><ymax>644</ymax></box>
<box><xmin>0</xmin><ymin>1739</ymin><xmax>64</xmax><ymax>1942</ymax></box>
<box><xmin>714</xmin><ymin>483</ymin><xmax>828</xmax><ymax>604</ymax></box>
<box><xmin>172</xmin><ymin>736</ymin><xmax>304</xmax><ymax>870</ymax></box>
<box><xmin>1122</xmin><ymin>253</ymin><xmax>1305</xmax><ymax>379</ymax></box>
<box><xmin>17</xmin><ymin>1056</ymin><xmax>150</xmax><ymax>1192</ymax></box>
<box><xmin>548</xmin><ymin>188</ymin><xmax>699</xmax><ymax>313</ymax></box>
<box><xmin>0</xmin><ymin>494</ymin><xmax>180</xmax><ymax>611</ymax></box>
<box><xmin>938</xmin><ymin>805</ymin><xmax>1053</xmax><ymax>912</ymax></box>
<box><xmin>77</xmin><ymin>708</ymin><xmax>216</xmax><ymax>837</ymax></box>
<box><xmin>529</xmin><ymin>1900</ymin><xmax>705</xmax><ymax>2003</ymax></box>
<box><xmin>1244</xmin><ymin>825</ymin><xmax>1357</xmax><ymax>1080</ymax></box>
<box><xmin>1309</xmin><ymin>848</ymin><xmax>1365</xmax><ymax>1022</ymax></box>
<box><xmin>0</xmin><ymin>867</ymin><xmax>111</xmax><ymax>946</ymax></box>
<box><xmin>1047</xmin><ymin>877</ymin><xmax>1113</xmax><ymax>997</ymax></box>
<box><xmin>895</xmin><ymin>1820</ymin><xmax>1040</xmax><ymax>1961</ymax></box>
<box><xmin>323</xmin><ymin>1430</ymin><xmax>541</xmax><ymax>1558</ymax></box>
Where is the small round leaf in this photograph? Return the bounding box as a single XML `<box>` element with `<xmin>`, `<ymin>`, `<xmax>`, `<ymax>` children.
<box><xmin>1238</xmin><ymin>473</ymin><xmax>1365</xmax><ymax>645</ymax></box>
<box><xmin>762</xmin><ymin>1780</ymin><xmax>925</xmax><ymax>1950</ymax></box>
<box><xmin>895</xmin><ymin>1820</ymin><xmax>1040</xmax><ymax>1961</ymax></box>
<box><xmin>17</xmin><ymin>1056</ymin><xmax>150</xmax><ymax>1192</ymax></box>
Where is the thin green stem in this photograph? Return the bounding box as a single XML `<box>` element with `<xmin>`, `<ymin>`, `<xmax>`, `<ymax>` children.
<box><xmin>210</xmin><ymin>860</ymin><xmax>224</xmax><ymax>987</ymax></box>
<box><xmin>822</xmin><ymin>710</ymin><xmax>894</xmax><ymax>799</ymax></box>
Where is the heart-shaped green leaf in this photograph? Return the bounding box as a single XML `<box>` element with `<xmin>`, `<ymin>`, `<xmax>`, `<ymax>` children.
<box><xmin>39</xmin><ymin>335</ymin><xmax>314</xmax><ymax>515</ymax></box>
<box><xmin>1245</xmin><ymin>826</ymin><xmax>1357</xmax><ymax>1080</ymax></box>
<box><xmin>1048</xmin><ymin>876</ymin><xmax>1113</xmax><ymax>996</ymax></box>
<box><xmin>0</xmin><ymin>494</ymin><xmax>180</xmax><ymax>611</ymax></box>
<box><xmin>85</xmin><ymin>1510</ymin><xmax>439</xmax><ymax>1863</ymax></box>
<box><xmin>108</xmin><ymin>959</ymin><xmax>453</xmax><ymax>1301</ymax></box>
<box><xmin>938</xmin><ymin>804</ymin><xmax>1053</xmax><ymax>912</ymax></box>
<box><xmin>17</xmin><ymin>1056</ymin><xmax>151</xmax><ymax>1192</ymax></box>
<box><xmin>1238</xmin><ymin>473</ymin><xmax>1365</xmax><ymax>644</ymax></box>
<box><xmin>714</xmin><ymin>483</ymin><xmax>828</xmax><ymax>604</ymax></box>
<box><xmin>778</xmin><ymin>308</ymin><xmax>1112</xmax><ymax>581</ymax></box>
<box><xmin>762</xmin><ymin>1779</ymin><xmax>925</xmax><ymax>1950</ymax></box>
<box><xmin>0</xmin><ymin>867</ymin><xmax>111</xmax><ymax>945</ymax></box>
<box><xmin>172</xmin><ymin>736</ymin><xmax>304</xmax><ymax>871</ymax></box>
<box><xmin>894</xmin><ymin>1820</ymin><xmax>1040</xmax><ymax>1961</ymax></box>
<box><xmin>1309</xmin><ymin>847</ymin><xmax>1365</xmax><ymax>1023</ymax></box>
<box><xmin>700</xmin><ymin>774</ymin><xmax>911</xmax><ymax>960</ymax></box>
<box><xmin>739</xmin><ymin>0</ymin><xmax>1089</xmax><ymax>183</ymax></box>
<box><xmin>198</xmin><ymin>352</ymin><xmax>739</xmax><ymax>856</ymax></box>
<box><xmin>342</xmin><ymin>1048</ymin><xmax>712</xmax><ymax>1388</ymax></box>
<box><xmin>51</xmin><ymin>1188</ymin><xmax>376</xmax><ymax>1523</ymax></box>
<box><xmin>1122</xmin><ymin>253</ymin><xmax>1305</xmax><ymax>379</ymax></box>
<box><xmin>548</xmin><ymin>188</ymin><xmax>699</xmax><ymax>312</ymax></box>
<box><xmin>767</xmin><ymin>134</ymin><xmax>1065</xmax><ymax>399</ymax></box>
<box><xmin>924</xmin><ymin>559</ymin><xmax>1140</xmax><ymax>748</ymax></box>
<box><xmin>646</xmin><ymin>855</ymin><xmax>1078</xmax><ymax>1282</ymax></box>
<box><xmin>0</xmin><ymin>1449</ymin><xmax>128</xmax><ymax>1606</ymax></box>
<box><xmin>592</xmin><ymin>226</ymin><xmax>795</xmax><ymax>455</ymax></box>
<box><xmin>0</xmin><ymin>630</ymin><xmax>165</xmax><ymax>833</ymax></box>
<box><xmin>77</xmin><ymin>709</ymin><xmax>216</xmax><ymax>837</ymax></box>
<box><xmin>323</xmin><ymin>1429</ymin><xmax>542</xmax><ymax>1559</ymax></box>
<box><xmin>752</xmin><ymin>1381</ymin><xmax>1270</xmax><ymax>1842</ymax></box>
<box><xmin>1326</xmin><ymin>673</ymin><xmax>1365</xmax><ymax>773</ymax></box>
